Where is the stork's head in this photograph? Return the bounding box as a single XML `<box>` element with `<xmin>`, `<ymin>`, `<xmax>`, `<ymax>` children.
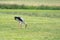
<box><xmin>14</xmin><ymin>16</ymin><xmax>20</xmax><ymax>20</ymax></box>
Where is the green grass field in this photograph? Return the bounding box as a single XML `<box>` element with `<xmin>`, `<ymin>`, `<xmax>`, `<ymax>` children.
<box><xmin>0</xmin><ymin>9</ymin><xmax>60</xmax><ymax>40</ymax></box>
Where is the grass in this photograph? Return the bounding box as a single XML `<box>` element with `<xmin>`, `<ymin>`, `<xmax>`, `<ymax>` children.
<box><xmin>0</xmin><ymin>9</ymin><xmax>60</xmax><ymax>40</ymax></box>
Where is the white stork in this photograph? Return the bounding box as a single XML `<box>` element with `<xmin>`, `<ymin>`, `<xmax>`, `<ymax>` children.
<box><xmin>14</xmin><ymin>16</ymin><xmax>27</xmax><ymax>29</ymax></box>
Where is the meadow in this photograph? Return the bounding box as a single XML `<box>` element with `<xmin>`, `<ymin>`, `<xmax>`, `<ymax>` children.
<box><xmin>0</xmin><ymin>9</ymin><xmax>60</xmax><ymax>40</ymax></box>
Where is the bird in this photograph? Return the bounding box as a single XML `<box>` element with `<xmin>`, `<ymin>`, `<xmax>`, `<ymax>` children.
<box><xmin>14</xmin><ymin>16</ymin><xmax>27</xmax><ymax>29</ymax></box>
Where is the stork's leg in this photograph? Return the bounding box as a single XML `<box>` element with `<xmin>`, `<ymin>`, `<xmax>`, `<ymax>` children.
<box><xmin>22</xmin><ymin>22</ymin><xmax>27</xmax><ymax>29</ymax></box>
<box><xmin>25</xmin><ymin>24</ymin><xmax>27</xmax><ymax>29</ymax></box>
<box><xmin>18</xmin><ymin>22</ymin><xmax>22</xmax><ymax>29</ymax></box>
